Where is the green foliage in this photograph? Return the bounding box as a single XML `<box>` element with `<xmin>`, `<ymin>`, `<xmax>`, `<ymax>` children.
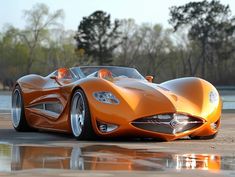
<box><xmin>74</xmin><ymin>10</ymin><xmax>123</xmax><ymax>65</ymax></box>
<box><xmin>115</xmin><ymin>20</ymin><xmax>173</xmax><ymax>81</ymax></box>
<box><xmin>19</xmin><ymin>3</ymin><xmax>64</xmax><ymax>74</ymax></box>
<box><xmin>169</xmin><ymin>0</ymin><xmax>235</xmax><ymax>79</ymax></box>
<box><xmin>0</xmin><ymin>26</ymin><xmax>27</xmax><ymax>81</ymax></box>
<box><xmin>1</xmin><ymin>2</ymin><xmax>235</xmax><ymax>86</ymax></box>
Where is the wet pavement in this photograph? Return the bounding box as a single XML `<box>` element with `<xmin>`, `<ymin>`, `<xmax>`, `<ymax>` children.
<box><xmin>1</xmin><ymin>112</ymin><xmax>235</xmax><ymax>176</ymax></box>
<box><xmin>0</xmin><ymin>143</ymin><xmax>233</xmax><ymax>172</ymax></box>
<box><xmin>0</xmin><ymin>90</ymin><xmax>235</xmax><ymax>177</ymax></box>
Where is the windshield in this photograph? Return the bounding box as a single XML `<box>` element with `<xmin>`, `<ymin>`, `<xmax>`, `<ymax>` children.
<box><xmin>71</xmin><ymin>66</ymin><xmax>145</xmax><ymax>80</ymax></box>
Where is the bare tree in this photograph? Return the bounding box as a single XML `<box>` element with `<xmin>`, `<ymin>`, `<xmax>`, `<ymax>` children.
<box><xmin>19</xmin><ymin>3</ymin><xmax>64</xmax><ymax>74</ymax></box>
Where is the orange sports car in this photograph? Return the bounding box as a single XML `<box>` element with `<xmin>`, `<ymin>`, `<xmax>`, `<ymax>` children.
<box><xmin>11</xmin><ymin>66</ymin><xmax>222</xmax><ymax>141</ymax></box>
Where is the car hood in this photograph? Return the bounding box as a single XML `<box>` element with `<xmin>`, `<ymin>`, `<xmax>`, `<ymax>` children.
<box><xmin>111</xmin><ymin>78</ymin><xmax>205</xmax><ymax>118</ymax></box>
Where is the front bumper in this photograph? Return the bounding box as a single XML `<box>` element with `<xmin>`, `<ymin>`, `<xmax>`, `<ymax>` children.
<box><xmin>93</xmin><ymin>113</ymin><xmax>213</xmax><ymax>141</ymax></box>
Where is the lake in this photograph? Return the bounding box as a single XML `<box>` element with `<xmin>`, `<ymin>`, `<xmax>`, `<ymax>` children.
<box><xmin>0</xmin><ymin>92</ymin><xmax>11</xmax><ymax>111</ymax></box>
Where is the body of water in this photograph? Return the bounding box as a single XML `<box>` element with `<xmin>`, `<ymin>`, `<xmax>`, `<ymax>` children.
<box><xmin>0</xmin><ymin>93</ymin><xmax>11</xmax><ymax>111</ymax></box>
<box><xmin>222</xmin><ymin>95</ymin><xmax>235</xmax><ymax>110</ymax></box>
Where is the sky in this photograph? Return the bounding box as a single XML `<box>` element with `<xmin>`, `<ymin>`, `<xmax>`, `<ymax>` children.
<box><xmin>1</xmin><ymin>0</ymin><xmax>235</xmax><ymax>31</ymax></box>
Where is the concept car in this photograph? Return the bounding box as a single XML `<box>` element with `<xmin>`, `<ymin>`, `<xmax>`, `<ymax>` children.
<box><xmin>11</xmin><ymin>66</ymin><xmax>222</xmax><ymax>141</ymax></box>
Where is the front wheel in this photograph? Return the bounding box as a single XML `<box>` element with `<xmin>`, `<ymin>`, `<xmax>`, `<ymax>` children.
<box><xmin>70</xmin><ymin>89</ymin><xmax>95</xmax><ymax>140</ymax></box>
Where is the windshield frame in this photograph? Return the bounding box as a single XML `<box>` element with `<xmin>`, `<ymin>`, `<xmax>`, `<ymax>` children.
<box><xmin>71</xmin><ymin>66</ymin><xmax>146</xmax><ymax>80</ymax></box>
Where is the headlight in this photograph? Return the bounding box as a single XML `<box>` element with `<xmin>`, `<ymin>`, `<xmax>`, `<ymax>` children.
<box><xmin>93</xmin><ymin>92</ymin><xmax>120</xmax><ymax>104</ymax></box>
<box><xmin>209</xmin><ymin>90</ymin><xmax>219</xmax><ymax>104</ymax></box>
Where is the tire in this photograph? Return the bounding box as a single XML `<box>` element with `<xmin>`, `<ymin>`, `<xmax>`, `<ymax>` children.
<box><xmin>70</xmin><ymin>89</ymin><xmax>95</xmax><ymax>140</ymax></box>
<box><xmin>11</xmin><ymin>85</ymin><xmax>31</xmax><ymax>131</ymax></box>
<box><xmin>190</xmin><ymin>132</ymin><xmax>218</xmax><ymax>140</ymax></box>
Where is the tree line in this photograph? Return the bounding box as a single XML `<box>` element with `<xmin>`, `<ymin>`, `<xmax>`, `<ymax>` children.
<box><xmin>0</xmin><ymin>0</ymin><xmax>235</xmax><ymax>89</ymax></box>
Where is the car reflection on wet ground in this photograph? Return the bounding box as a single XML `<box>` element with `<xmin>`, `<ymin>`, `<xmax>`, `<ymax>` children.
<box><xmin>0</xmin><ymin>144</ymin><xmax>226</xmax><ymax>172</ymax></box>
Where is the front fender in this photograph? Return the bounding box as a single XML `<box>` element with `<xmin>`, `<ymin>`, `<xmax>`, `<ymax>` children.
<box><xmin>74</xmin><ymin>78</ymin><xmax>177</xmax><ymax>129</ymax></box>
<box><xmin>160</xmin><ymin>77</ymin><xmax>222</xmax><ymax>123</ymax></box>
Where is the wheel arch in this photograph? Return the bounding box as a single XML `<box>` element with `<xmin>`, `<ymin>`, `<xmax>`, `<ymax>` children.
<box><xmin>69</xmin><ymin>78</ymin><xmax>120</xmax><ymax>137</ymax></box>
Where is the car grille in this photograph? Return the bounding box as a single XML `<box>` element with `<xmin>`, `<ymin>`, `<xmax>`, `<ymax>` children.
<box><xmin>131</xmin><ymin>114</ymin><xmax>204</xmax><ymax>134</ymax></box>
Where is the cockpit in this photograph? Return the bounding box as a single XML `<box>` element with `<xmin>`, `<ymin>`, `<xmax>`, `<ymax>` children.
<box><xmin>71</xmin><ymin>66</ymin><xmax>145</xmax><ymax>81</ymax></box>
<box><xmin>49</xmin><ymin>66</ymin><xmax>146</xmax><ymax>85</ymax></box>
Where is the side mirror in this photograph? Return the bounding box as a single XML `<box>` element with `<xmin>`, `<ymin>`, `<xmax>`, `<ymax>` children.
<box><xmin>50</xmin><ymin>76</ymin><xmax>62</xmax><ymax>86</ymax></box>
<box><xmin>145</xmin><ymin>75</ymin><xmax>153</xmax><ymax>83</ymax></box>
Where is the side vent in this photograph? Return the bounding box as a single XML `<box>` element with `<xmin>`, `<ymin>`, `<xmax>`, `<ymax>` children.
<box><xmin>30</xmin><ymin>102</ymin><xmax>63</xmax><ymax>119</ymax></box>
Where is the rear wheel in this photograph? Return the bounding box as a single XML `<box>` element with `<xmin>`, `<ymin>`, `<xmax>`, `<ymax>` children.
<box><xmin>12</xmin><ymin>85</ymin><xmax>31</xmax><ymax>131</ymax></box>
<box><xmin>70</xmin><ymin>89</ymin><xmax>95</xmax><ymax>140</ymax></box>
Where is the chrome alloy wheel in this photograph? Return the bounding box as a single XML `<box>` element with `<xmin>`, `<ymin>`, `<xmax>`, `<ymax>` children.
<box><xmin>12</xmin><ymin>89</ymin><xmax>22</xmax><ymax>128</ymax></box>
<box><xmin>70</xmin><ymin>91</ymin><xmax>86</xmax><ymax>137</ymax></box>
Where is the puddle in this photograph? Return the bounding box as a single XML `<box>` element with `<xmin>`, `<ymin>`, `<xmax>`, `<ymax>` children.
<box><xmin>0</xmin><ymin>144</ymin><xmax>235</xmax><ymax>173</ymax></box>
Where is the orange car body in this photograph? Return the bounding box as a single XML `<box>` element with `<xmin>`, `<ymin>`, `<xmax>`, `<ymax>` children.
<box><xmin>13</xmin><ymin>66</ymin><xmax>222</xmax><ymax>141</ymax></box>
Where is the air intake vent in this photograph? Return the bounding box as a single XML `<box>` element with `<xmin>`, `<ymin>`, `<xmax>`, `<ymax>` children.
<box><xmin>132</xmin><ymin>114</ymin><xmax>204</xmax><ymax>134</ymax></box>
